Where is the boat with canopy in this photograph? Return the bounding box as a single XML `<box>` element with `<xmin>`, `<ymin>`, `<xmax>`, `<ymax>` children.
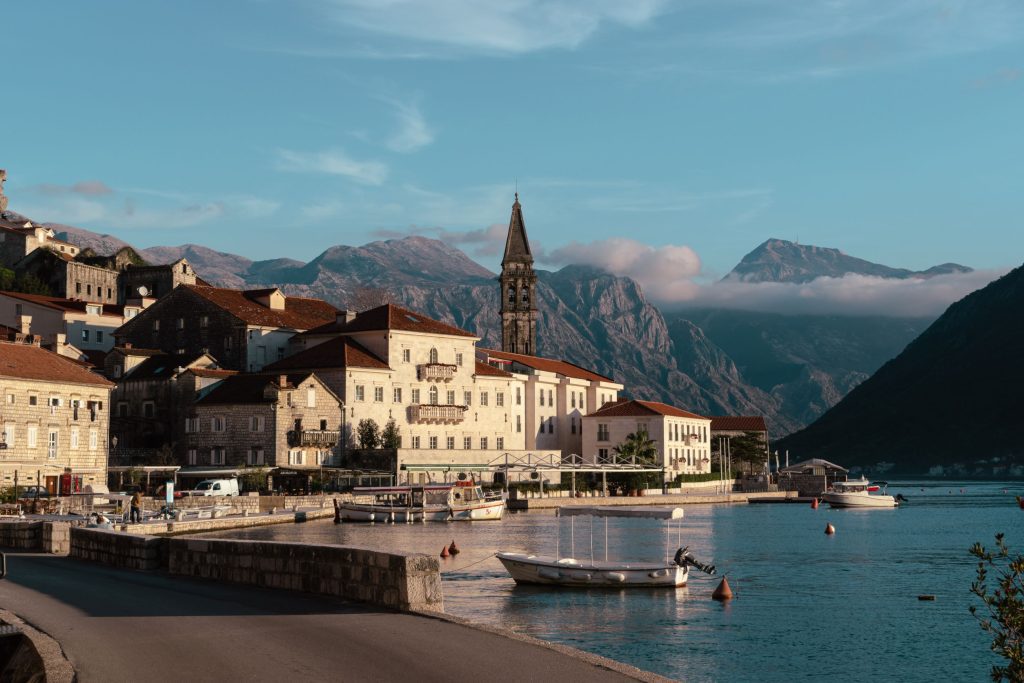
<box><xmin>822</xmin><ymin>478</ymin><xmax>900</xmax><ymax>508</ymax></box>
<box><xmin>496</xmin><ymin>506</ymin><xmax>716</xmax><ymax>588</ymax></box>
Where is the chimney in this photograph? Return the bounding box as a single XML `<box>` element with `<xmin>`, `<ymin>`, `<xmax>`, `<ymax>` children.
<box><xmin>279</xmin><ymin>375</ymin><xmax>288</xmax><ymax>388</ymax></box>
<box><xmin>124</xmin><ymin>342</ymin><xmax>132</xmax><ymax>349</ymax></box>
<box><xmin>19</xmin><ymin>315</ymin><xmax>31</xmax><ymax>336</ymax></box>
<box><xmin>55</xmin><ymin>333</ymin><xmax>66</xmax><ymax>347</ymax></box>
<box><xmin>336</xmin><ymin>310</ymin><xmax>357</xmax><ymax>325</ymax></box>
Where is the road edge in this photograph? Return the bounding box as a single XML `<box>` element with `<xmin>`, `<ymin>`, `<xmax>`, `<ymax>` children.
<box><xmin>0</xmin><ymin>608</ymin><xmax>75</xmax><ymax>683</ymax></box>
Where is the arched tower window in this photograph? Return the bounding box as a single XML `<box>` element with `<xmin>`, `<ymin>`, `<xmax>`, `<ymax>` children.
<box><xmin>429</xmin><ymin>347</ymin><xmax>438</xmax><ymax>364</ymax></box>
<box><xmin>507</xmin><ymin>286</ymin><xmax>515</xmax><ymax>303</ymax></box>
<box><xmin>429</xmin><ymin>386</ymin><xmax>438</xmax><ymax>405</ymax></box>
<box><xmin>521</xmin><ymin>286</ymin><xmax>529</xmax><ymax>303</ymax></box>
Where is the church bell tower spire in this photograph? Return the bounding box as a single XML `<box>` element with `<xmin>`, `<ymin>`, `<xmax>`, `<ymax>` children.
<box><xmin>500</xmin><ymin>192</ymin><xmax>538</xmax><ymax>355</ymax></box>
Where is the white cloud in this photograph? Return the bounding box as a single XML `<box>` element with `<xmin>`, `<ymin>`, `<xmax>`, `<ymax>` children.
<box><xmin>315</xmin><ymin>0</ymin><xmax>667</xmax><ymax>54</ymax></box>
<box><xmin>302</xmin><ymin>200</ymin><xmax>347</xmax><ymax>221</ymax></box>
<box><xmin>384</xmin><ymin>99</ymin><xmax>435</xmax><ymax>152</ymax></box>
<box><xmin>276</xmin><ymin>148</ymin><xmax>388</xmax><ymax>185</ymax></box>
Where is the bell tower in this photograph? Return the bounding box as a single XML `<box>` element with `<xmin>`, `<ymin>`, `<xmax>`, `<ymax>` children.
<box><xmin>500</xmin><ymin>193</ymin><xmax>538</xmax><ymax>355</ymax></box>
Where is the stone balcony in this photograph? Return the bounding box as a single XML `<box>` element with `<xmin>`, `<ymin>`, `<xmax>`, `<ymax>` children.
<box><xmin>287</xmin><ymin>429</ymin><xmax>341</xmax><ymax>447</ymax></box>
<box><xmin>410</xmin><ymin>404</ymin><xmax>466</xmax><ymax>424</ymax></box>
<box><xmin>417</xmin><ymin>363</ymin><xmax>457</xmax><ymax>381</ymax></box>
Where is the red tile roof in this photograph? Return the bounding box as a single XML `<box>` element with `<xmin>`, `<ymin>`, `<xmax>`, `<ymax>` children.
<box><xmin>301</xmin><ymin>303</ymin><xmax>476</xmax><ymax>339</ymax></box>
<box><xmin>0</xmin><ymin>341</ymin><xmax>114</xmax><ymax>387</ymax></box>
<box><xmin>473</xmin><ymin>359</ymin><xmax>513</xmax><ymax>378</ymax></box>
<box><xmin>264</xmin><ymin>336</ymin><xmax>390</xmax><ymax>371</ymax></box>
<box><xmin>110</xmin><ymin>346</ymin><xmax>163</xmax><ymax>357</ymax></box>
<box><xmin>0</xmin><ymin>291</ymin><xmax>126</xmax><ymax>317</ymax></box>
<box><xmin>80</xmin><ymin>349</ymin><xmax>108</xmax><ymax>369</ymax></box>
<box><xmin>480</xmin><ymin>348</ymin><xmax>615</xmax><ymax>383</ymax></box>
<box><xmin>710</xmin><ymin>416</ymin><xmax>768</xmax><ymax>433</ymax></box>
<box><xmin>185</xmin><ymin>285</ymin><xmax>339</xmax><ymax>330</ymax></box>
<box><xmin>186</xmin><ymin>368</ymin><xmax>238</xmax><ymax>379</ymax></box>
<box><xmin>589</xmin><ymin>399</ymin><xmax>707</xmax><ymax>420</ymax></box>
<box><xmin>196</xmin><ymin>372</ymin><xmax>335</xmax><ymax>405</ymax></box>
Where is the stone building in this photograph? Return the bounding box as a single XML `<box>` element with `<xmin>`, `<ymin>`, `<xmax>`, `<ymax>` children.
<box><xmin>582</xmin><ymin>399</ymin><xmax>712</xmax><ymax>480</ymax></box>
<box><xmin>0</xmin><ymin>216</ymin><xmax>81</xmax><ymax>269</ymax></box>
<box><xmin>477</xmin><ymin>348</ymin><xmax>623</xmax><ymax>458</ymax></box>
<box><xmin>14</xmin><ymin>248</ymin><xmax>121</xmax><ymax>305</ymax></box>
<box><xmin>183</xmin><ymin>372</ymin><xmax>342</xmax><ymax>473</ymax></box>
<box><xmin>119</xmin><ymin>259</ymin><xmax>197</xmax><ymax>302</ymax></box>
<box><xmin>0</xmin><ymin>290</ymin><xmax>146</xmax><ymax>354</ymax></box>
<box><xmin>499</xmin><ymin>194</ymin><xmax>537</xmax><ymax>356</ymax></box>
<box><xmin>113</xmin><ymin>285</ymin><xmax>339</xmax><ymax>371</ymax></box>
<box><xmin>0</xmin><ymin>340</ymin><xmax>113</xmax><ymax>494</ymax></box>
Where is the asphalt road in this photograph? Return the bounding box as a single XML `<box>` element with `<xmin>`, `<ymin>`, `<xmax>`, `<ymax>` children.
<box><xmin>0</xmin><ymin>553</ymin><xmax>654</xmax><ymax>683</ymax></box>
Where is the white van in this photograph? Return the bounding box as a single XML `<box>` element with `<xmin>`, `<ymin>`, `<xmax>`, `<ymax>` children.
<box><xmin>192</xmin><ymin>479</ymin><xmax>239</xmax><ymax>497</ymax></box>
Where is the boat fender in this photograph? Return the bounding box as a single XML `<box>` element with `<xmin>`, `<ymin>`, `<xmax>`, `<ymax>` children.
<box><xmin>649</xmin><ymin>569</ymin><xmax>670</xmax><ymax>578</ymax></box>
<box><xmin>604</xmin><ymin>572</ymin><xmax>626</xmax><ymax>583</ymax></box>
<box><xmin>825</xmin><ymin>523</ymin><xmax>835</xmax><ymax>535</ymax></box>
<box><xmin>538</xmin><ymin>568</ymin><xmax>561</xmax><ymax>580</ymax></box>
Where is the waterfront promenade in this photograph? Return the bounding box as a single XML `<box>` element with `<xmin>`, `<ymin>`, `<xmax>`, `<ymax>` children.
<box><xmin>0</xmin><ymin>552</ymin><xmax>667</xmax><ymax>682</ymax></box>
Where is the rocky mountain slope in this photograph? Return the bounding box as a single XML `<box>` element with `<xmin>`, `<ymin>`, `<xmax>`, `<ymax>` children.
<box><xmin>776</xmin><ymin>263</ymin><xmax>1024</xmax><ymax>473</ymax></box>
<box><xmin>727</xmin><ymin>238</ymin><xmax>971</xmax><ymax>283</ymax></box>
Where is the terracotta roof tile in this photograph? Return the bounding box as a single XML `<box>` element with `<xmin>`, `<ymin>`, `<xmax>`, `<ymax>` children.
<box><xmin>481</xmin><ymin>348</ymin><xmax>614</xmax><ymax>383</ymax></box>
<box><xmin>589</xmin><ymin>399</ymin><xmax>707</xmax><ymax>420</ymax></box>
<box><xmin>473</xmin><ymin>359</ymin><xmax>513</xmax><ymax>378</ymax></box>
<box><xmin>0</xmin><ymin>291</ymin><xmax>125</xmax><ymax>317</ymax></box>
<box><xmin>710</xmin><ymin>416</ymin><xmax>768</xmax><ymax>432</ymax></box>
<box><xmin>0</xmin><ymin>341</ymin><xmax>114</xmax><ymax>387</ymax></box>
<box><xmin>301</xmin><ymin>303</ymin><xmax>476</xmax><ymax>339</ymax></box>
<box><xmin>264</xmin><ymin>337</ymin><xmax>390</xmax><ymax>371</ymax></box>
<box><xmin>122</xmin><ymin>353</ymin><xmax>210</xmax><ymax>381</ymax></box>
<box><xmin>196</xmin><ymin>372</ymin><xmax>322</xmax><ymax>405</ymax></box>
<box><xmin>185</xmin><ymin>285</ymin><xmax>339</xmax><ymax>330</ymax></box>
<box><xmin>185</xmin><ymin>368</ymin><xmax>238</xmax><ymax>379</ymax></box>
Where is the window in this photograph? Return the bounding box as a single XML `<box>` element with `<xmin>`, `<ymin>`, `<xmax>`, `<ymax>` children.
<box><xmin>480</xmin><ymin>437</ymin><xmax>488</xmax><ymax>449</ymax></box>
<box><xmin>250</xmin><ymin>416</ymin><xmax>264</xmax><ymax>432</ymax></box>
<box><xmin>247</xmin><ymin>449</ymin><xmax>265</xmax><ymax>466</ymax></box>
<box><xmin>496</xmin><ymin>437</ymin><xmax>504</xmax><ymax>450</ymax></box>
<box><xmin>70</xmin><ymin>427</ymin><xmax>79</xmax><ymax>449</ymax></box>
<box><xmin>393</xmin><ymin>387</ymin><xmax>402</xmax><ymax>403</ymax></box>
<box><xmin>5</xmin><ymin>394</ymin><xmax>13</xmax><ymax>404</ymax></box>
<box><xmin>597</xmin><ymin>424</ymin><xmax>610</xmax><ymax>441</ymax></box>
<box><xmin>82</xmin><ymin>329</ymin><xmax>90</xmax><ymax>342</ymax></box>
<box><xmin>97</xmin><ymin>331</ymin><xmax>103</xmax><ymax>343</ymax></box>
<box><xmin>456</xmin><ymin>352</ymin><xmax>463</xmax><ymax>367</ymax></box>
<box><xmin>86</xmin><ymin>304</ymin><xmax>101</xmax><ymax>315</ymax></box>
<box><xmin>411</xmin><ymin>388</ymin><xmax>420</xmax><ymax>404</ymax></box>
<box><xmin>29</xmin><ymin>395</ymin><xmax>37</xmax><ymax>406</ymax></box>
<box><xmin>152</xmin><ymin>320</ymin><xmax>160</xmax><ymax>331</ymax></box>
<box><xmin>143</xmin><ymin>402</ymin><xmax>155</xmax><ymax>418</ymax></box>
<box><xmin>307</xmin><ymin>387</ymin><xmax>317</xmax><ymax>407</ymax></box>
<box><xmin>107</xmin><ymin>287</ymin><xmax>112</xmax><ymax>300</ymax></box>
<box><xmin>88</xmin><ymin>429</ymin><xmax>97</xmax><ymax>451</ymax></box>
<box><xmin>463</xmin><ymin>436</ymin><xmax>472</xmax><ymax>449</ymax></box>
<box><xmin>429</xmin><ymin>348</ymin><xmax>439</xmax><ymax>364</ymax></box>
<box><xmin>177</xmin><ymin>318</ymin><xmax>185</xmax><ymax>330</ymax></box>
<box><xmin>187</xmin><ymin>449</ymin><xmax>197</xmax><ymax>465</ymax></box>
<box><xmin>211</xmin><ymin>448</ymin><xmax>225</xmax><ymax>465</ymax></box>
<box><xmin>428</xmin><ymin>386</ymin><xmax>438</xmax><ymax>405</ymax></box>
<box><xmin>516</xmin><ymin>415</ymin><xmax>522</xmax><ymax>433</ymax></box>
<box><xmin>211</xmin><ymin>416</ymin><xmax>225</xmax><ymax>433</ymax></box>
<box><xmin>571</xmin><ymin>393</ymin><xmax>576</xmax><ymax>408</ymax></box>
<box><xmin>579</xmin><ymin>392</ymin><xmax>584</xmax><ymax>410</ymax></box>
<box><xmin>548</xmin><ymin>418</ymin><xmax>555</xmax><ymax>434</ymax></box>
<box><xmin>496</xmin><ymin>392</ymin><xmax>504</xmax><ymax>407</ymax></box>
<box><xmin>464</xmin><ymin>391</ymin><xmax>472</xmax><ymax>406</ymax></box>
<box><xmin>429</xmin><ymin>436</ymin><xmax>438</xmax><ymax>449</ymax></box>
<box><xmin>185</xmin><ymin>417</ymin><xmax>199</xmax><ymax>433</ymax></box>
<box><xmin>76</xmin><ymin>282</ymin><xmax>82</xmax><ymax>294</ymax></box>
<box><xmin>540</xmin><ymin>391</ymin><xmax>545</xmax><ymax>406</ymax></box>
<box><xmin>507</xmin><ymin>286</ymin><xmax>515</xmax><ymax>303</ymax></box>
<box><xmin>200</xmin><ymin>315</ymin><xmax>209</xmax><ymax>328</ymax></box>
<box><xmin>480</xmin><ymin>392</ymin><xmax>488</xmax><ymax>406</ymax></box>
<box><xmin>402</xmin><ymin>349</ymin><xmax>411</xmax><ymax>363</ymax></box>
<box><xmin>86</xmin><ymin>284</ymin><xmax>92</xmax><ymax>295</ymax></box>
<box><xmin>374</xmin><ymin>386</ymin><xmax>384</xmax><ymax>402</ymax></box>
<box><xmin>27</xmin><ymin>426</ymin><xmax>38</xmax><ymax>448</ymax></box>
<box><xmin>411</xmin><ymin>436</ymin><xmax>421</xmax><ymax>449</ymax></box>
<box><xmin>355</xmin><ymin>385</ymin><xmax>365</xmax><ymax>401</ymax></box>
<box><xmin>598</xmin><ymin>448</ymin><xmax>609</xmax><ymax>463</ymax></box>
<box><xmin>521</xmin><ymin>285</ymin><xmax>529</xmax><ymax>303</ymax></box>
<box><xmin>446</xmin><ymin>390</ymin><xmax>455</xmax><ymax>405</ymax></box>
<box><xmin>447</xmin><ymin>436</ymin><xmax>455</xmax><ymax>449</ymax></box>
<box><xmin>548</xmin><ymin>389</ymin><xmax>553</xmax><ymax>406</ymax></box>
<box><xmin>1</xmin><ymin>424</ymin><xmax>13</xmax><ymax>448</ymax></box>
<box><xmin>516</xmin><ymin>388</ymin><xmax>522</xmax><ymax>405</ymax></box>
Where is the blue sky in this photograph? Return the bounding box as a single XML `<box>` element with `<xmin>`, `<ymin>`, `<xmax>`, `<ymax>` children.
<box><xmin>3</xmin><ymin>1</ymin><xmax>1023</xmax><ymax>310</ymax></box>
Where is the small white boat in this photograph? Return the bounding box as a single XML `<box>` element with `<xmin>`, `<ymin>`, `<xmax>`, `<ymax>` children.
<box><xmin>448</xmin><ymin>481</ymin><xmax>505</xmax><ymax>521</ymax></box>
<box><xmin>336</xmin><ymin>485</ymin><xmax>451</xmax><ymax>523</ymax></box>
<box><xmin>497</xmin><ymin>506</ymin><xmax>715</xmax><ymax>588</ymax></box>
<box><xmin>822</xmin><ymin>478</ymin><xmax>899</xmax><ymax>508</ymax></box>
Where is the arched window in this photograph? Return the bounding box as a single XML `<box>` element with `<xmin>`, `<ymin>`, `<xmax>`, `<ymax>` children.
<box><xmin>429</xmin><ymin>386</ymin><xmax>438</xmax><ymax>405</ymax></box>
<box><xmin>521</xmin><ymin>286</ymin><xmax>529</xmax><ymax>303</ymax></box>
<box><xmin>507</xmin><ymin>286</ymin><xmax>515</xmax><ymax>303</ymax></box>
<box><xmin>429</xmin><ymin>347</ymin><xmax>438</xmax><ymax>364</ymax></box>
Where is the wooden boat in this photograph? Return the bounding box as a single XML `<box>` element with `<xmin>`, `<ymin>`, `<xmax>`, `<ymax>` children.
<box><xmin>336</xmin><ymin>485</ymin><xmax>451</xmax><ymax>523</ymax></box>
<box><xmin>448</xmin><ymin>481</ymin><xmax>505</xmax><ymax>521</ymax></box>
<box><xmin>497</xmin><ymin>506</ymin><xmax>715</xmax><ymax>588</ymax></box>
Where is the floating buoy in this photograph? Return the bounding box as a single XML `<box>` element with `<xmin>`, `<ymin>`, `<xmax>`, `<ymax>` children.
<box><xmin>440</xmin><ymin>545</ymin><xmax>450</xmax><ymax>558</ymax></box>
<box><xmin>810</xmin><ymin>498</ymin><xmax>819</xmax><ymax>509</ymax></box>
<box><xmin>1017</xmin><ymin>496</ymin><xmax>1024</xmax><ymax>510</ymax></box>
<box><xmin>712</xmin><ymin>577</ymin><xmax>733</xmax><ymax>601</ymax></box>
<box><xmin>825</xmin><ymin>523</ymin><xmax>836</xmax><ymax>535</ymax></box>
<box><xmin>449</xmin><ymin>540</ymin><xmax>460</xmax><ymax>555</ymax></box>
<box><xmin>918</xmin><ymin>594</ymin><xmax>936</xmax><ymax>601</ymax></box>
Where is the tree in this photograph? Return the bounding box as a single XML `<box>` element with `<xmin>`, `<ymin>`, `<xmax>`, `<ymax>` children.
<box><xmin>381</xmin><ymin>418</ymin><xmax>401</xmax><ymax>449</ymax></box>
<box><xmin>356</xmin><ymin>418</ymin><xmax>381</xmax><ymax>450</ymax></box>
<box><xmin>970</xmin><ymin>533</ymin><xmax>1024</xmax><ymax>681</ymax></box>
<box><xmin>611</xmin><ymin>428</ymin><xmax>659</xmax><ymax>491</ymax></box>
<box><xmin>730</xmin><ymin>431</ymin><xmax>767</xmax><ymax>474</ymax></box>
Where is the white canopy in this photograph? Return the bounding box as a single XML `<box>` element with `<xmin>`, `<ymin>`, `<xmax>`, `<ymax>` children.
<box><xmin>556</xmin><ymin>506</ymin><xmax>684</xmax><ymax>520</ymax></box>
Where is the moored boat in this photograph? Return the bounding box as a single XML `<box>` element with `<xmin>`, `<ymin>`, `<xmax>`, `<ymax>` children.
<box><xmin>336</xmin><ymin>485</ymin><xmax>451</xmax><ymax>523</ymax></box>
<box><xmin>448</xmin><ymin>481</ymin><xmax>505</xmax><ymax>520</ymax></box>
<box><xmin>822</xmin><ymin>478</ymin><xmax>899</xmax><ymax>508</ymax></box>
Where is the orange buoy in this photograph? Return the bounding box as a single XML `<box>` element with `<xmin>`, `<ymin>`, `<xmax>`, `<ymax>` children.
<box><xmin>1017</xmin><ymin>496</ymin><xmax>1024</xmax><ymax>510</ymax></box>
<box><xmin>449</xmin><ymin>540</ymin><xmax>460</xmax><ymax>555</ymax></box>
<box><xmin>825</xmin><ymin>523</ymin><xmax>835</xmax><ymax>535</ymax></box>
<box><xmin>440</xmin><ymin>545</ymin><xmax>450</xmax><ymax>558</ymax></box>
<box><xmin>712</xmin><ymin>577</ymin><xmax>733</xmax><ymax>601</ymax></box>
<box><xmin>810</xmin><ymin>498</ymin><xmax>819</xmax><ymax>509</ymax></box>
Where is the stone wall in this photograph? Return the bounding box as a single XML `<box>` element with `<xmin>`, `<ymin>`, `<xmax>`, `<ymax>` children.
<box><xmin>0</xmin><ymin>521</ymin><xmax>41</xmax><ymax>549</ymax></box>
<box><xmin>70</xmin><ymin>526</ymin><xmax>166</xmax><ymax>570</ymax></box>
<box><xmin>41</xmin><ymin>522</ymin><xmax>70</xmax><ymax>554</ymax></box>
<box><xmin>167</xmin><ymin>538</ymin><xmax>443</xmax><ymax>612</ymax></box>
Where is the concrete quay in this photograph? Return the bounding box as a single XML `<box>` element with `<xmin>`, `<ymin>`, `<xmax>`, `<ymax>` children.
<box><xmin>0</xmin><ymin>553</ymin><xmax>669</xmax><ymax>683</ymax></box>
<box><xmin>519</xmin><ymin>489</ymin><xmax>796</xmax><ymax>510</ymax></box>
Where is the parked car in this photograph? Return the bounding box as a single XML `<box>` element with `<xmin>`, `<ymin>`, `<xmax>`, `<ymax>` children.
<box><xmin>17</xmin><ymin>485</ymin><xmax>50</xmax><ymax>500</ymax></box>
<box><xmin>191</xmin><ymin>479</ymin><xmax>239</xmax><ymax>497</ymax></box>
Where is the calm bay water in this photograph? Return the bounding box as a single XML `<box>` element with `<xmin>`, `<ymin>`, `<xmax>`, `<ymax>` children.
<box><xmin>205</xmin><ymin>481</ymin><xmax>1023</xmax><ymax>682</ymax></box>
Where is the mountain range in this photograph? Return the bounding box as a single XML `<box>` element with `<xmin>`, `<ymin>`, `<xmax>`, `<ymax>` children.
<box><xmin>36</xmin><ymin>218</ymin><xmax>975</xmax><ymax>441</ymax></box>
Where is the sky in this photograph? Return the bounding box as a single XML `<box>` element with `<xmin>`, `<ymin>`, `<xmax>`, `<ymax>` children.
<box><xmin>3</xmin><ymin>1</ymin><xmax>1023</xmax><ymax>314</ymax></box>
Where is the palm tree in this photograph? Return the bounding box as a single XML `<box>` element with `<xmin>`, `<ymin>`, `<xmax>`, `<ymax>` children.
<box><xmin>613</xmin><ymin>428</ymin><xmax>659</xmax><ymax>493</ymax></box>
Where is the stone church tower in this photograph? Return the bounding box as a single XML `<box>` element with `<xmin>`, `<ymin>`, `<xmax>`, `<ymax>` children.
<box><xmin>500</xmin><ymin>193</ymin><xmax>538</xmax><ymax>355</ymax></box>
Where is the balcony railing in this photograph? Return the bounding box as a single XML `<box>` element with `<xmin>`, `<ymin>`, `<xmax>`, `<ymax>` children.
<box><xmin>417</xmin><ymin>363</ymin><xmax>457</xmax><ymax>381</ymax></box>
<box><xmin>410</xmin><ymin>404</ymin><xmax>466</xmax><ymax>424</ymax></box>
<box><xmin>287</xmin><ymin>429</ymin><xmax>341</xmax><ymax>447</ymax></box>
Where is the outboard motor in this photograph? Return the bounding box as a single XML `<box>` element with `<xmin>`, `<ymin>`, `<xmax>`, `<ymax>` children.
<box><xmin>674</xmin><ymin>546</ymin><xmax>717</xmax><ymax>575</ymax></box>
<box><xmin>895</xmin><ymin>493</ymin><xmax>909</xmax><ymax>504</ymax></box>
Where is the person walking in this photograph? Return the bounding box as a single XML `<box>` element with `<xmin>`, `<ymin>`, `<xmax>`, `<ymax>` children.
<box><xmin>130</xmin><ymin>490</ymin><xmax>143</xmax><ymax>523</ymax></box>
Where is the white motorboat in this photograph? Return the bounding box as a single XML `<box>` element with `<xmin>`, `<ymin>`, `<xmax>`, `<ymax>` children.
<box><xmin>496</xmin><ymin>506</ymin><xmax>716</xmax><ymax>588</ymax></box>
<box><xmin>336</xmin><ymin>485</ymin><xmax>451</xmax><ymax>523</ymax></box>
<box><xmin>448</xmin><ymin>481</ymin><xmax>505</xmax><ymax>521</ymax></box>
<box><xmin>822</xmin><ymin>478</ymin><xmax>899</xmax><ymax>508</ymax></box>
